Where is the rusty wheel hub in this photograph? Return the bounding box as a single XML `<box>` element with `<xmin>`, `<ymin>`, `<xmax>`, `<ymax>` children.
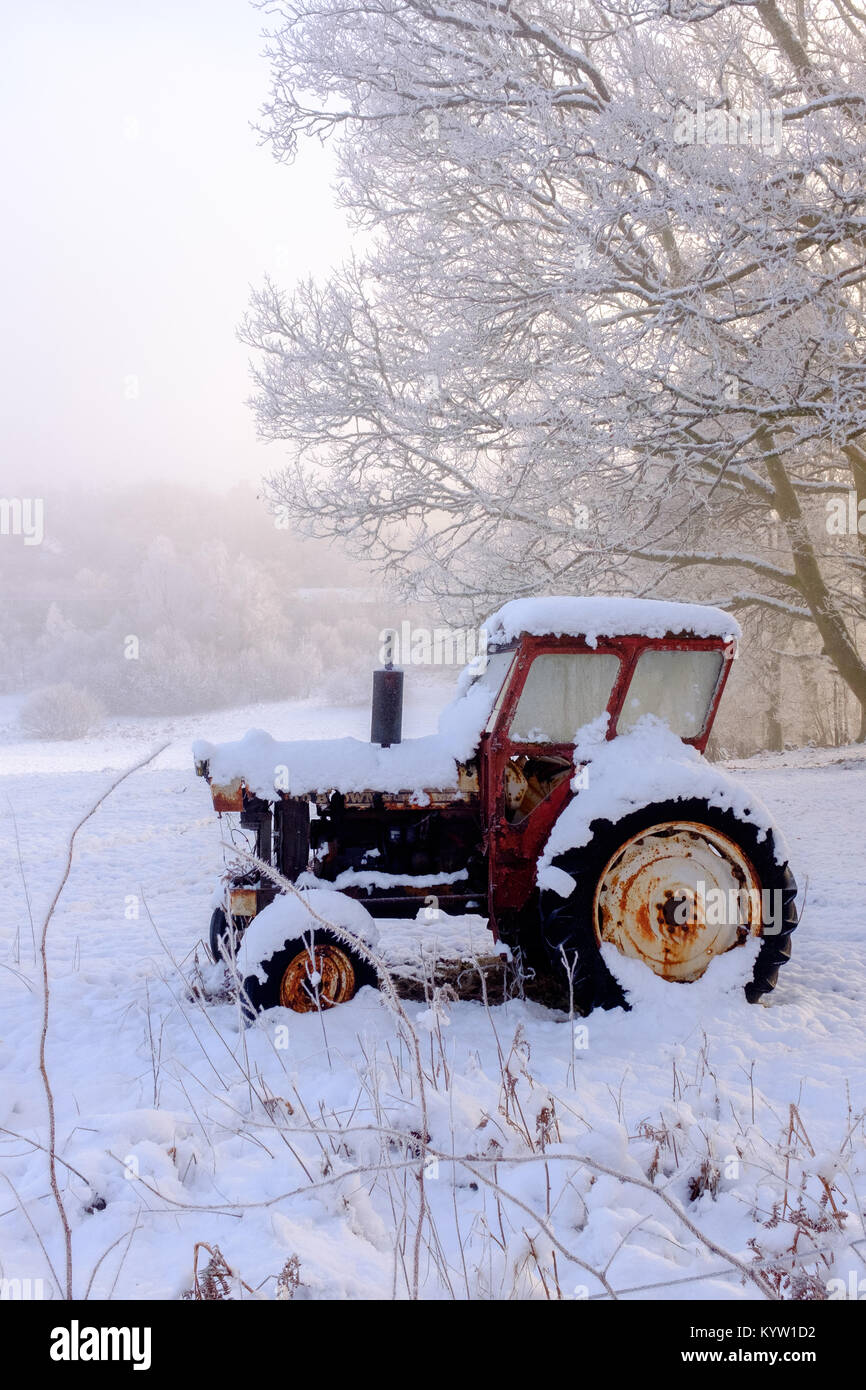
<box><xmin>593</xmin><ymin>821</ymin><xmax>762</xmax><ymax>982</ymax></box>
<box><xmin>279</xmin><ymin>941</ymin><xmax>357</xmax><ymax>1013</ymax></box>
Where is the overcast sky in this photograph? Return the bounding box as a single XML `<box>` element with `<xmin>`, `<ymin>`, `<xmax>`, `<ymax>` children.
<box><xmin>1</xmin><ymin>0</ymin><xmax>350</xmax><ymax>495</ymax></box>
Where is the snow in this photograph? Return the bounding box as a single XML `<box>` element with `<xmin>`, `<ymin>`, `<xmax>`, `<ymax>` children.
<box><xmin>485</xmin><ymin>596</ymin><xmax>741</xmax><ymax>649</ymax></box>
<box><xmin>298</xmin><ymin>868</ymin><xmax>469</xmax><ymax>891</ymax></box>
<box><xmin>377</xmin><ymin>911</ymin><xmax>496</xmax><ymax>973</ymax></box>
<box><xmin>193</xmin><ymin>679</ymin><xmax>495</xmax><ymax>798</ymax></box>
<box><xmin>192</xmin><ymin>597</ymin><xmax>739</xmax><ymax>800</ymax></box>
<box><xmin>236</xmin><ymin>888</ymin><xmax>380</xmax><ymax>983</ymax></box>
<box><xmin>538</xmin><ymin>716</ymin><xmax>785</xmax><ymax>890</ymax></box>
<box><xmin>600</xmin><ymin>935</ymin><xmax>762</xmax><ymax>1015</ymax></box>
<box><xmin>0</xmin><ymin>680</ymin><xmax>449</xmax><ymax>775</ymax></box>
<box><xmin>0</xmin><ymin>699</ymin><xmax>864</xmax><ymax>1302</ymax></box>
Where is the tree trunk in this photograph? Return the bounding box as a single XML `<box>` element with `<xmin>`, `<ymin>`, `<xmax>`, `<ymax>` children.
<box><xmin>760</xmin><ymin>433</ymin><xmax>866</xmax><ymax>739</ymax></box>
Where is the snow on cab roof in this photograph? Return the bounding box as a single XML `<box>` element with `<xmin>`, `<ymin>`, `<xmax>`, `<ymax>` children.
<box><xmin>485</xmin><ymin>596</ymin><xmax>740</xmax><ymax>648</ymax></box>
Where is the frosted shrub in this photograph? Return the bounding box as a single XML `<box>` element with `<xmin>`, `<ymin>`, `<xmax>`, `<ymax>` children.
<box><xmin>19</xmin><ymin>683</ymin><xmax>105</xmax><ymax>740</ymax></box>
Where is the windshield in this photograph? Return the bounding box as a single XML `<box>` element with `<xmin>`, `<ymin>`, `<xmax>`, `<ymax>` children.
<box><xmin>617</xmin><ymin>648</ymin><xmax>724</xmax><ymax>738</ymax></box>
<box><xmin>468</xmin><ymin>651</ymin><xmax>516</xmax><ymax>731</ymax></box>
<box><xmin>508</xmin><ymin>653</ymin><xmax>621</xmax><ymax>743</ymax></box>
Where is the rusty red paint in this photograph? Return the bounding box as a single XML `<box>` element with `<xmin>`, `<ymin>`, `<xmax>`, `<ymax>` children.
<box><xmin>201</xmin><ymin>626</ymin><xmax>735</xmax><ymax>949</ymax></box>
<box><xmin>210</xmin><ymin>778</ymin><xmax>245</xmax><ymax>813</ymax></box>
<box><xmin>483</xmin><ymin>632</ymin><xmax>734</xmax><ymax>939</ymax></box>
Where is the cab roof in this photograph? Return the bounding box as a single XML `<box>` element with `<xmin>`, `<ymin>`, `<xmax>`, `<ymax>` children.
<box><xmin>484</xmin><ymin>596</ymin><xmax>740</xmax><ymax>650</ymax></box>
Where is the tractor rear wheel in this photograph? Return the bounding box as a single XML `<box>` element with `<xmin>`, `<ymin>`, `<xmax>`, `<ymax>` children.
<box><xmin>539</xmin><ymin>798</ymin><xmax>798</xmax><ymax>1014</ymax></box>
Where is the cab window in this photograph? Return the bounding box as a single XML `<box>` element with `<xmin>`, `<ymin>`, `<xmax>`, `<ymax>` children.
<box><xmin>509</xmin><ymin>653</ymin><xmax>620</xmax><ymax>744</ymax></box>
<box><xmin>617</xmin><ymin>648</ymin><xmax>724</xmax><ymax>738</ymax></box>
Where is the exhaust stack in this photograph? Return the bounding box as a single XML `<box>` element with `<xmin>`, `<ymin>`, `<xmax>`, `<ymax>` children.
<box><xmin>371</xmin><ymin>665</ymin><xmax>404</xmax><ymax>747</ymax></box>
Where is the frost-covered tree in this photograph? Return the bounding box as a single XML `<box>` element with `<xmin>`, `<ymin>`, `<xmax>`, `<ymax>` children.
<box><xmin>243</xmin><ymin>0</ymin><xmax>866</xmax><ymax>734</ymax></box>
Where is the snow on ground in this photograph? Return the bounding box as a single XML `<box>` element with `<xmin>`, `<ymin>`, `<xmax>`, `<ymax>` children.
<box><xmin>0</xmin><ymin>693</ymin><xmax>864</xmax><ymax>1301</ymax></box>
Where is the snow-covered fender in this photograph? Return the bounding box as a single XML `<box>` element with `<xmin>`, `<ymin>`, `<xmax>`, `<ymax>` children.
<box><xmin>237</xmin><ymin>887</ymin><xmax>380</xmax><ymax>985</ymax></box>
<box><xmin>536</xmin><ymin>718</ymin><xmax>798</xmax><ymax>1008</ymax></box>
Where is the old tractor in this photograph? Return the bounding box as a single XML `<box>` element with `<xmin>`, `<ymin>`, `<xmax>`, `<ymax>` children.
<box><xmin>194</xmin><ymin>597</ymin><xmax>798</xmax><ymax>1016</ymax></box>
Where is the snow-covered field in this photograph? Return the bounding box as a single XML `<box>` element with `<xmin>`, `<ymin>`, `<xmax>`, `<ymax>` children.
<box><xmin>1</xmin><ymin>690</ymin><xmax>864</xmax><ymax>1301</ymax></box>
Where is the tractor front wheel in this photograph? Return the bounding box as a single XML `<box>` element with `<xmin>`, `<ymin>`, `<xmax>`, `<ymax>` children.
<box><xmin>208</xmin><ymin>907</ymin><xmax>251</xmax><ymax>966</ymax></box>
<box><xmin>242</xmin><ymin>931</ymin><xmax>377</xmax><ymax>1016</ymax></box>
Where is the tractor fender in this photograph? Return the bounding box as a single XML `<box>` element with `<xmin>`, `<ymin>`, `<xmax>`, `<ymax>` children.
<box><xmin>538</xmin><ymin>720</ymin><xmax>787</xmax><ymax>894</ymax></box>
<box><xmin>236</xmin><ymin>887</ymin><xmax>380</xmax><ymax>985</ymax></box>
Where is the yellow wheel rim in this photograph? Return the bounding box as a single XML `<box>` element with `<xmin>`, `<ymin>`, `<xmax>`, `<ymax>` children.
<box><xmin>593</xmin><ymin>821</ymin><xmax>762</xmax><ymax>982</ymax></box>
<box><xmin>279</xmin><ymin>942</ymin><xmax>357</xmax><ymax>1013</ymax></box>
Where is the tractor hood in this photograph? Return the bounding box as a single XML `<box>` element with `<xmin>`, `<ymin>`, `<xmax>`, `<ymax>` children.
<box><xmin>193</xmin><ymin>676</ymin><xmax>495</xmax><ymax>801</ymax></box>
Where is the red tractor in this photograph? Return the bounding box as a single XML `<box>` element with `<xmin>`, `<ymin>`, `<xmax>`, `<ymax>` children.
<box><xmin>194</xmin><ymin>597</ymin><xmax>798</xmax><ymax>1016</ymax></box>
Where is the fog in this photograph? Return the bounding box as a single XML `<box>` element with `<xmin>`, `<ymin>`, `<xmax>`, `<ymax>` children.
<box><xmin>1</xmin><ymin>4</ymin><xmax>857</xmax><ymax>757</ymax></box>
<box><xmin>0</xmin><ymin>5</ymin><xmax>395</xmax><ymax>730</ymax></box>
<box><xmin>0</xmin><ymin>0</ymin><xmax>350</xmax><ymax>495</ymax></box>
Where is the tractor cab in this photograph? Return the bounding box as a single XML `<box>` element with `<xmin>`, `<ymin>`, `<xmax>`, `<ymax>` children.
<box><xmin>473</xmin><ymin>612</ymin><xmax>735</xmax><ymax>933</ymax></box>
